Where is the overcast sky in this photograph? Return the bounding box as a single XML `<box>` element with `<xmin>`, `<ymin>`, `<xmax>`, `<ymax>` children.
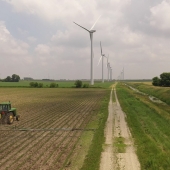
<box><xmin>0</xmin><ymin>0</ymin><xmax>170</xmax><ymax>80</ymax></box>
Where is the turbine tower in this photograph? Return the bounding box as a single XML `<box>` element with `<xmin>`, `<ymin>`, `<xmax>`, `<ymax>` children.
<box><xmin>97</xmin><ymin>42</ymin><xmax>106</xmax><ymax>83</ymax></box>
<box><xmin>73</xmin><ymin>16</ymin><xmax>101</xmax><ymax>85</ymax></box>
<box><xmin>110</xmin><ymin>67</ymin><xmax>112</xmax><ymax>81</ymax></box>
<box><xmin>106</xmin><ymin>55</ymin><xmax>110</xmax><ymax>82</ymax></box>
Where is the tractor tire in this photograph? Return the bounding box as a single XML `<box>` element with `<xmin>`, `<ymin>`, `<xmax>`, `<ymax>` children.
<box><xmin>7</xmin><ymin>112</ymin><xmax>14</xmax><ymax>124</ymax></box>
<box><xmin>16</xmin><ymin>115</ymin><xmax>20</xmax><ymax>121</ymax></box>
<box><xmin>1</xmin><ymin>114</ymin><xmax>7</xmax><ymax>124</ymax></box>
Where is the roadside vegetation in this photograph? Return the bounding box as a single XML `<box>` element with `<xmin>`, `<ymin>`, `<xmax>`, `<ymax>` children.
<box><xmin>116</xmin><ymin>83</ymin><xmax>170</xmax><ymax>169</ymax></box>
<box><xmin>80</xmin><ymin>90</ymin><xmax>110</xmax><ymax>170</ymax></box>
<box><xmin>126</xmin><ymin>81</ymin><xmax>170</xmax><ymax>105</ymax></box>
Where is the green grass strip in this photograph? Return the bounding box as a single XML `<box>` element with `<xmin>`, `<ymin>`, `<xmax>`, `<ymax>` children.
<box><xmin>80</xmin><ymin>90</ymin><xmax>110</xmax><ymax>170</ymax></box>
<box><xmin>114</xmin><ymin>137</ymin><xmax>126</xmax><ymax>153</ymax></box>
<box><xmin>116</xmin><ymin>83</ymin><xmax>170</xmax><ymax>170</ymax></box>
<box><xmin>127</xmin><ymin>82</ymin><xmax>170</xmax><ymax>105</ymax></box>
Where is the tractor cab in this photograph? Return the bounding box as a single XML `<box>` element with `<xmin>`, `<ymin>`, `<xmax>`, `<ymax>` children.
<box><xmin>0</xmin><ymin>103</ymin><xmax>11</xmax><ymax>111</ymax></box>
<box><xmin>0</xmin><ymin>102</ymin><xmax>20</xmax><ymax>124</ymax></box>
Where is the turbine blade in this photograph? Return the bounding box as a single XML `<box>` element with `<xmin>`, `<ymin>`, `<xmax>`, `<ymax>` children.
<box><xmin>106</xmin><ymin>55</ymin><xmax>109</xmax><ymax>66</ymax></box>
<box><xmin>90</xmin><ymin>15</ymin><xmax>102</xmax><ymax>30</ymax></box>
<box><xmin>73</xmin><ymin>22</ymin><xmax>90</xmax><ymax>32</ymax></box>
<box><xmin>97</xmin><ymin>56</ymin><xmax>102</xmax><ymax>66</ymax></box>
<box><xmin>100</xmin><ymin>41</ymin><xmax>102</xmax><ymax>55</ymax></box>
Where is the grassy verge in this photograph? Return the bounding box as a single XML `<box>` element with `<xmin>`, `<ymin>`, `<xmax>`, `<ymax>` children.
<box><xmin>79</xmin><ymin>90</ymin><xmax>110</xmax><ymax>170</ymax></box>
<box><xmin>65</xmin><ymin>107</ymin><xmax>101</xmax><ymax>170</ymax></box>
<box><xmin>127</xmin><ymin>82</ymin><xmax>170</xmax><ymax>105</ymax></box>
<box><xmin>116</xmin><ymin>83</ymin><xmax>170</xmax><ymax>170</ymax></box>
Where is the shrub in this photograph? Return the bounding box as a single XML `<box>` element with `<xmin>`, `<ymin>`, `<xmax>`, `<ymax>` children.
<box><xmin>30</xmin><ymin>82</ymin><xmax>35</xmax><ymax>87</ymax></box>
<box><xmin>38</xmin><ymin>83</ymin><xmax>43</xmax><ymax>88</ymax></box>
<box><xmin>50</xmin><ymin>83</ymin><xmax>58</xmax><ymax>88</ymax></box>
<box><xmin>152</xmin><ymin>77</ymin><xmax>160</xmax><ymax>86</ymax></box>
<box><xmin>83</xmin><ymin>83</ymin><xmax>89</xmax><ymax>88</ymax></box>
<box><xmin>74</xmin><ymin>80</ymin><xmax>82</xmax><ymax>88</ymax></box>
<box><xmin>29</xmin><ymin>82</ymin><xmax>38</xmax><ymax>87</ymax></box>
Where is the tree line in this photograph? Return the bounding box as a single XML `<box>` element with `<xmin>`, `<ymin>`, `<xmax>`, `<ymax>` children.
<box><xmin>152</xmin><ymin>72</ymin><xmax>170</xmax><ymax>87</ymax></box>
<box><xmin>0</xmin><ymin>74</ymin><xmax>20</xmax><ymax>82</ymax></box>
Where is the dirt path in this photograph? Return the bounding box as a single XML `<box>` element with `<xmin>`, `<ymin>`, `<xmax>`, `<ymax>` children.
<box><xmin>100</xmin><ymin>86</ymin><xmax>140</xmax><ymax>170</ymax></box>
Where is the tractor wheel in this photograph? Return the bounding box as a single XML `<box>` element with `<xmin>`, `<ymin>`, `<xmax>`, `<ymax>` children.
<box><xmin>1</xmin><ymin>114</ymin><xmax>7</xmax><ymax>124</ymax></box>
<box><xmin>16</xmin><ymin>115</ymin><xmax>20</xmax><ymax>121</ymax></box>
<box><xmin>7</xmin><ymin>112</ymin><xmax>14</xmax><ymax>124</ymax></box>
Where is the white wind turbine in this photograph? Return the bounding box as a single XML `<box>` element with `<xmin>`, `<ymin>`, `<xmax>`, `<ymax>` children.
<box><xmin>110</xmin><ymin>67</ymin><xmax>112</xmax><ymax>81</ymax></box>
<box><xmin>122</xmin><ymin>67</ymin><xmax>124</xmax><ymax>80</ymax></box>
<box><xmin>106</xmin><ymin>55</ymin><xmax>110</xmax><ymax>81</ymax></box>
<box><xmin>97</xmin><ymin>42</ymin><xmax>106</xmax><ymax>83</ymax></box>
<box><xmin>73</xmin><ymin>15</ymin><xmax>101</xmax><ymax>85</ymax></box>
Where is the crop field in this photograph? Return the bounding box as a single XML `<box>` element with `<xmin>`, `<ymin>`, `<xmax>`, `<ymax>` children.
<box><xmin>0</xmin><ymin>80</ymin><xmax>114</xmax><ymax>88</ymax></box>
<box><xmin>0</xmin><ymin>88</ymin><xmax>108</xmax><ymax>170</ymax></box>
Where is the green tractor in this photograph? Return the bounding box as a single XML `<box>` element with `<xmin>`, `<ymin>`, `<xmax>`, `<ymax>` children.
<box><xmin>0</xmin><ymin>102</ymin><xmax>20</xmax><ymax>124</ymax></box>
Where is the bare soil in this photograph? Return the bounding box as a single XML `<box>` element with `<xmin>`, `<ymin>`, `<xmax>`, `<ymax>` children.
<box><xmin>100</xmin><ymin>86</ymin><xmax>141</xmax><ymax>170</ymax></box>
<box><xmin>0</xmin><ymin>88</ymin><xmax>106</xmax><ymax>170</ymax></box>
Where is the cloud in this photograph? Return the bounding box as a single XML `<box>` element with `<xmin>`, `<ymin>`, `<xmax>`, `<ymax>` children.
<box><xmin>4</xmin><ymin>0</ymin><xmax>131</xmax><ymax>23</ymax></box>
<box><xmin>4</xmin><ymin>0</ymin><xmax>95</xmax><ymax>22</ymax></box>
<box><xmin>1</xmin><ymin>0</ymin><xmax>170</xmax><ymax>80</ymax></box>
<box><xmin>0</xmin><ymin>21</ymin><xmax>29</xmax><ymax>56</ymax></box>
<box><xmin>27</xmin><ymin>36</ymin><xmax>37</xmax><ymax>43</ymax></box>
<box><xmin>150</xmin><ymin>0</ymin><xmax>170</xmax><ymax>31</ymax></box>
<box><xmin>35</xmin><ymin>44</ymin><xmax>50</xmax><ymax>55</ymax></box>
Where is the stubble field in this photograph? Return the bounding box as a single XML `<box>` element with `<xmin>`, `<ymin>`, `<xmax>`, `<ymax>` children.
<box><xmin>0</xmin><ymin>88</ymin><xmax>107</xmax><ymax>170</ymax></box>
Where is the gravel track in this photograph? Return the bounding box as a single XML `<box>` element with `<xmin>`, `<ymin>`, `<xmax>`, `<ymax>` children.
<box><xmin>100</xmin><ymin>86</ymin><xmax>141</xmax><ymax>170</ymax></box>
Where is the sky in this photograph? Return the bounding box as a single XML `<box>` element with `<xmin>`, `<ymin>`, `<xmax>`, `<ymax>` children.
<box><xmin>0</xmin><ymin>0</ymin><xmax>170</xmax><ymax>80</ymax></box>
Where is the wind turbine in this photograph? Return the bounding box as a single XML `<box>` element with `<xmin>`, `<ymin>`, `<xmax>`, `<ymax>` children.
<box><xmin>106</xmin><ymin>55</ymin><xmax>110</xmax><ymax>82</ymax></box>
<box><xmin>110</xmin><ymin>67</ymin><xmax>112</xmax><ymax>81</ymax></box>
<box><xmin>73</xmin><ymin>15</ymin><xmax>101</xmax><ymax>85</ymax></box>
<box><xmin>97</xmin><ymin>42</ymin><xmax>106</xmax><ymax>83</ymax></box>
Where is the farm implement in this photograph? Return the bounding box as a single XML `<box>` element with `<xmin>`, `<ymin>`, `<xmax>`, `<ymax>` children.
<box><xmin>0</xmin><ymin>102</ymin><xmax>20</xmax><ymax>124</ymax></box>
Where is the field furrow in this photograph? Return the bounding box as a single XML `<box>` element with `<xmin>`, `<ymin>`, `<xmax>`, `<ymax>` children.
<box><xmin>0</xmin><ymin>88</ymin><xmax>107</xmax><ymax>169</ymax></box>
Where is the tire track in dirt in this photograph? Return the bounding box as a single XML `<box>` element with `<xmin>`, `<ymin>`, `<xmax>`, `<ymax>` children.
<box><xmin>113</xmin><ymin>87</ymin><xmax>140</xmax><ymax>170</ymax></box>
<box><xmin>100</xmin><ymin>87</ymin><xmax>114</xmax><ymax>170</ymax></box>
<box><xmin>100</xmin><ymin>85</ymin><xmax>141</xmax><ymax>170</ymax></box>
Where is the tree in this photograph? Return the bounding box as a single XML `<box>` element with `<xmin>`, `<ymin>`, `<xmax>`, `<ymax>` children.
<box><xmin>160</xmin><ymin>73</ymin><xmax>170</xmax><ymax>86</ymax></box>
<box><xmin>11</xmin><ymin>74</ymin><xmax>20</xmax><ymax>82</ymax></box>
<box><xmin>152</xmin><ymin>77</ymin><xmax>160</xmax><ymax>86</ymax></box>
<box><xmin>152</xmin><ymin>72</ymin><xmax>170</xmax><ymax>87</ymax></box>
<box><xmin>74</xmin><ymin>80</ymin><xmax>82</xmax><ymax>88</ymax></box>
<box><xmin>3</xmin><ymin>74</ymin><xmax>20</xmax><ymax>82</ymax></box>
<box><xmin>4</xmin><ymin>76</ymin><xmax>11</xmax><ymax>82</ymax></box>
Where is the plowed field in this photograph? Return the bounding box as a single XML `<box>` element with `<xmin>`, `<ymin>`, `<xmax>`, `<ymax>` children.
<box><xmin>0</xmin><ymin>88</ymin><xmax>107</xmax><ymax>170</ymax></box>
